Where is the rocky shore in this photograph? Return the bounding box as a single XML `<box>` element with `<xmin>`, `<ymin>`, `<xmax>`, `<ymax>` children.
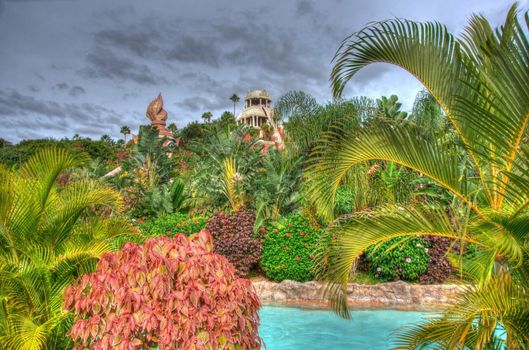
<box><xmin>253</xmin><ymin>280</ymin><xmax>464</xmax><ymax>311</ymax></box>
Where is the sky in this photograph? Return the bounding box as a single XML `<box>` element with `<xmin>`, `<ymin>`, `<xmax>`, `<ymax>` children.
<box><xmin>0</xmin><ymin>0</ymin><xmax>525</xmax><ymax>142</ymax></box>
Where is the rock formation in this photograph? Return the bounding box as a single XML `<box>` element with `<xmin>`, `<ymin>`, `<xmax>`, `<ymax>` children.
<box><xmin>252</xmin><ymin>280</ymin><xmax>464</xmax><ymax>311</ymax></box>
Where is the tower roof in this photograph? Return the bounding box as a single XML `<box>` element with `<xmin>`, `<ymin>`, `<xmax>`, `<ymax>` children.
<box><xmin>245</xmin><ymin>89</ymin><xmax>271</xmax><ymax>101</ymax></box>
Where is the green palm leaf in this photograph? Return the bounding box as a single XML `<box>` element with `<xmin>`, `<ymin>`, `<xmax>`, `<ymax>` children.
<box><xmin>318</xmin><ymin>205</ymin><xmax>462</xmax><ymax>317</ymax></box>
<box><xmin>307</xmin><ymin>124</ymin><xmax>470</xmax><ymax>220</ymax></box>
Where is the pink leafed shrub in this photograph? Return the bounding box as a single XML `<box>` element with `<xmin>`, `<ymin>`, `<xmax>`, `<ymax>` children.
<box><xmin>64</xmin><ymin>230</ymin><xmax>262</xmax><ymax>350</ymax></box>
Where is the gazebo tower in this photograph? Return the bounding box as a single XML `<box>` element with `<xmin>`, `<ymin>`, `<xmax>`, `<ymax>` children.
<box><xmin>236</xmin><ymin>89</ymin><xmax>273</xmax><ymax>128</ymax></box>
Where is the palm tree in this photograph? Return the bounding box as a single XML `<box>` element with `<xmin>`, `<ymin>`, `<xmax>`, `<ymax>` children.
<box><xmin>254</xmin><ymin>149</ymin><xmax>303</xmax><ymax>223</ymax></box>
<box><xmin>230</xmin><ymin>93</ymin><xmax>240</xmax><ymax>117</ymax></box>
<box><xmin>201</xmin><ymin>111</ymin><xmax>213</xmax><ymax>124</ymax></box>
<box><xmin>0</xmin><ymin>147</ymin><xmax>133</xmax><ymax>349</ymax></box>
<box><xmin>120</xmin><ymin>125</ymin><xmax>131</xmax><ymax>143</ymax></box>
<box><xmin>281</xmin><ymin>94</ymin><xmax>367</xmax><ymax>154</ymax></box>
<box><xmin>309</xmin><ymin>4</ymin><xmax>529</xmax><ymax>348</ymax></box>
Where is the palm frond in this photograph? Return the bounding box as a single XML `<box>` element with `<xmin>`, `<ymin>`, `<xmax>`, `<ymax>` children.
<box><xmin>19</xmin><ymin>147</ymin><xmax>88</xmax><ymax>208</ymax></box>
<box><xmin>307</xmin><ymin>124</ymin><xmax>470</xmax><ymax>220</ymax></box>
<box><xmin>393</xmin><ymin>273</ymin><xmax>529</xmax><ymax>349</ymax></box>
<box><xmin>318</xmin><ymin>205</ymin><xmax>462</xmax><ymax>317</ymax></box>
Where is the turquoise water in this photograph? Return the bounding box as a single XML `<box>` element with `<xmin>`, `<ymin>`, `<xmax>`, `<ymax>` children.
<box><xmin>259</xmin><ymin>306</ymin><xmax>429</xmax><ymax>349</ymax></box>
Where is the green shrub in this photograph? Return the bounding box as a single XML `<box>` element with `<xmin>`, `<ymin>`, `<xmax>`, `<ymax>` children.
<box><xmin>139</xmin><ymin>212</ymin><xmax>208</xmax><ymax>237</ymax></box>
<box><xmin>365</xmin><ymin>237</ymin><xmax>429</xmax><ymax>281</ymax></box>
<box><xmin>334</xmin><ymin>186</ymin><xmax>354</xmax><ymax>215</ymax></box>
<box><xmin>260</xmin><ymin>213</ymin><xmax>324</xmax><ymax>282</ymax></box>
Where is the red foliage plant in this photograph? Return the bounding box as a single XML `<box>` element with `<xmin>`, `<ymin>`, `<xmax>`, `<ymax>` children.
<box><xmin>206</xmin><ymin>209</ymin><xmax>262</xmax><ymax>276</ymax></box>
<box><xmin>419</xmin><ymin>236</ymin><xmax>454</xmax><ymax>284</ymax></box>
<box><xmin>64</xmin><ymin>230</ymin><xmax>262</xmax><ymax>350</ymax></box>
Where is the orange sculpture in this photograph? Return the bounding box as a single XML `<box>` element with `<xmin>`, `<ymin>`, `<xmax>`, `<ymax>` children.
<box><xmin>146</xmin><ymin>93</ymin><xmax>173</xmax><ymax>138</ymax></box>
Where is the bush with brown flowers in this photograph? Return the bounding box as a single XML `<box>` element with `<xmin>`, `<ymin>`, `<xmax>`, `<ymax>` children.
<box><xmin>206</xmin><ymin>209</ymin><xmax>262</xmax><ymax>276</ymax></box>
<box><xmin>419</xmin><ymin>236</ymin><xmax>454</xmax><ymax>284</ymax></box>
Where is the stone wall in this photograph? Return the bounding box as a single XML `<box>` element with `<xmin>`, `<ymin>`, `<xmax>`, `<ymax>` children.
<box><xmin>253</xmin><ymin>280</ymin><xmax>464</xmax><ymax>311</ymax></box>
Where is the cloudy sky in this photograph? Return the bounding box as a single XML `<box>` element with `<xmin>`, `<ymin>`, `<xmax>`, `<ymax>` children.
<box><xmin>0</xmin><ymin>0</ymin><xmax>524</xmax><ymax>142</ymax></box>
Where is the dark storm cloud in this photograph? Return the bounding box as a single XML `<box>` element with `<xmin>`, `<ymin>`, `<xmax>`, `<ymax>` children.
<box><xmin>176</xmin><ymin>94</ymin><xmax>229</xmax><ymax>113</ymax></box>
<box><xmin>166</xmin><ymin>35</ymin><xmax>222</xmax><ymax>67</ymax></box>
<box><xmin>81</xmin><ymin>47</ymin><xmax>165</xmax><ymax>85</ymax></box>
<box><xmin>296</xmin><ymin>0</ymin><xmax>315</xmax><ymax>17</ymax></box>
<box><xmin>53</xmin><ymin>83</ymin><xmax>86</xmax><ymax>97</ymax></box>
<box><xmin>122</xmin><ymin>92</ymin><xmax>140</xmax><ymax>100</ymax></box>
<box><xmin>27</xmin><ymin>85</ymin><xmax>40</xmax><ymax>93</ymax></box>
<box><xmin>69</xmin><ymin>86</ymin><xmax>86</xmax><ymax>97</ymax></box>
<box><xmin>94</xmin><ymin>29</ymin><xmax>159</xmax><ymax>58</ymax></box>
<box><xmin>179</xmin><ymin>72</ymin><xmax>233</xmax><ymax>96</ymax></box>
<box><xmin>0</xmin><ymin>89</ymin><xmax>122</xmax><ymax>141</ymax></box>
<box><xmin>0</xmin><ymin>89</ymin><xmax>119</xmax><ymax>124</ymax></box>
<box><xmin>55</xmin><ymin>82</ymin><xmax>69</xmax><ymax>91</ymax></box>
<box><xmin>88</xmin><ymin>12</ymin><xmax>328</xmax><ymax>86</ymax></box>
<box><xmin>33</xmin><ymin>72</ymin><xmax>45</xmax><ymax>81</ymax></box>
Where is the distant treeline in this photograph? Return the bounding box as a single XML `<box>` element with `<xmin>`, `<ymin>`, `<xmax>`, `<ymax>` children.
<box><xmin>0</xmin><ymin>137</ymin><xmax>119</xmax><ymax>167</ymax></box>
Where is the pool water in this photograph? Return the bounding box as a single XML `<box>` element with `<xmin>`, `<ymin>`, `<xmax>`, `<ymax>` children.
<box><xmin>259</xmin><ymin>306</ymin><xmax>430</xmax><ymax>349</ymax></box>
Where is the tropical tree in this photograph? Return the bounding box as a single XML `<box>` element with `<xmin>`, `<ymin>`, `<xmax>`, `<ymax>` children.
<box><xmin>167</xmin><ymin>122</ymin><xmax>178</xmax><ymax>136</ymax></box>
<box><xmin>99</xmin><ymin>134</ymin><xmax>113</xmax><ymax>144</ymax></box>
<box><xmin>0</xmin><ymin>147</ymin><xmax>133</xmax><ymax>350</ymax></box>
<box><xmin>309</xmin><ymin>4</ymin><xmax>529</xmax><ymax>348</ymax></box>
<box><xmin>230</xmin><ymin>93</ymin><xmax>240</xmax><ymax>117</ymax></box>
<box><xmin>274</xmin><ymin>90</ymin><xmax>320</xmax><ymax>124</ymax></box>
<box><xmin>408</xmin><ymin>89</ymin><xmax>446</xmax><ymax>138</ymax></box>
<box><xmin>180</xmin><ymin>121</ymin><xmax>206</xmax><ymax>143</ymax></box>
<box><xmin>0</xmin><ymin>138</ymin><xmax>10</xmax><ymax>148</ymax></box>
<box><xmin>201</xmin><ymin>111</ymin><xmax>213</xmax><ymax>124</ymax></box>
<box><xmin>120</xmin><ymin>125</ymin><xmax>131</xmax><ymax>143</ymax></box>
<box><xmin>282</xmin><ymin>95</ymin><xmax>369</xmax><ymax>154</ymax></box>
<box><xmin>218</xmin><ymin>111</ymin><xmax>237</xmax><ymax>130</ymax></box>
<box><xmin>119</xmin><ymin>126</ymin><xmax>182</xmax><ymax>218</ymax></box>
<box><xmin>221</xmin><ymin>156</ymin><xmax>244</xmax><ymax>211</ymax></box>
<box><xmin>254</xmin><ymin>149</ymin><xmax>303</xmax><ymax>224</ymax></box>
<box><xmin>189</xmin><ymin>125</ymin><xmax>262</xmax><ymax>209</ymax></box>
<box><xmin>376</xmin><ymin>95</ymin><xmax>408</xmax><ymax>123</ymax></box>
<box><xmin>0</xmin><ymin>138</ymin><xmax>119</xmax><ymax>168</ymax></box>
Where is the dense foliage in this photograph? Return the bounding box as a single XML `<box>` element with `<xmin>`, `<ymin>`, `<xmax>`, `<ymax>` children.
<box><xmin>64</xmin><ymin>230</ymin><xmax>262</xmax><ymax>350</ymax></box>
<box><xmin>206</xmin><ymin>209</ymin><xmax>262</xmax><ymax>275</ymax></box>
<box><xmin>260</xmin><ymin>213</ymin><xmax>323</xmax><ymax>282</ymax></box>
<box><xmin>0</xmin><ymin>148</ymin><xmax>131</xmax><ymax>350</ymax></box>
<box><xmin>118</xmin><ymin>126</ymin><xmax>183</xmax><ymax>219</ymax></box>
<box><xmin>139</xmin><ymin>212</ymin><xmax>208</xmax><ymax>237</ymax></box>
<box><xmin>365</xmin><ymin>237</ymin><xmax>429</xmax><ymax>281</ymax></box>
<box><xmin>333</xmin><ymin>186</ymin><xmax>355</xmax><ymax>216</ymax></box>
